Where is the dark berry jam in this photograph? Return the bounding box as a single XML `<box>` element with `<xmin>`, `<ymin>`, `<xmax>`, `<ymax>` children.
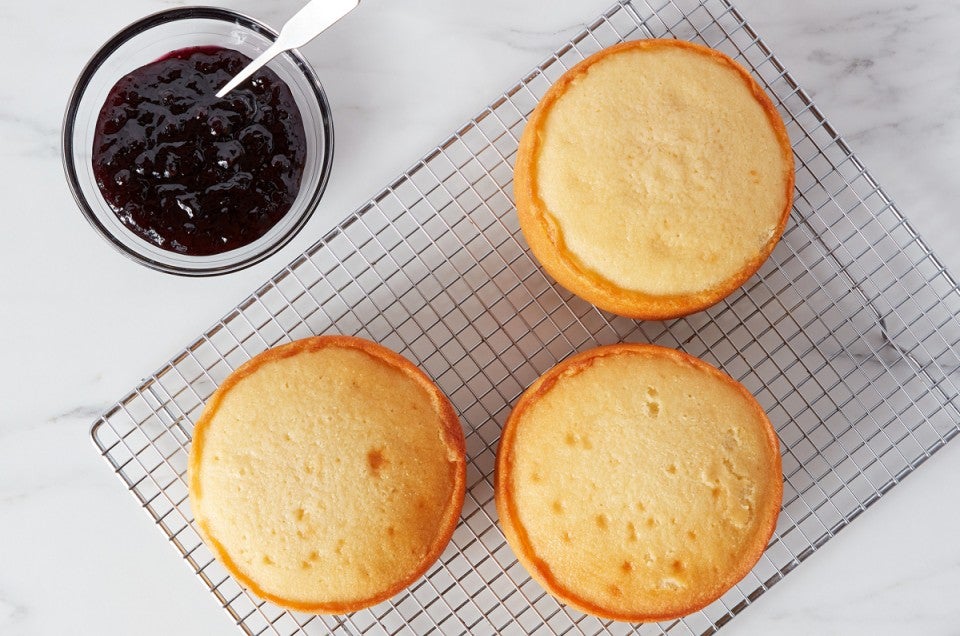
<box><xmin>92</xmin><ymin>46</ymin><xmax>306</xmax><ymax>256</ymax></box>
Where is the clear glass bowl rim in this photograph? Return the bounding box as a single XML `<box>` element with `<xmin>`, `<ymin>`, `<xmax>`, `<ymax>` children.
<box><xmin>61</xmin><ymin>6</ymin><xmax>335</xmax><ymax>276</ymax></box>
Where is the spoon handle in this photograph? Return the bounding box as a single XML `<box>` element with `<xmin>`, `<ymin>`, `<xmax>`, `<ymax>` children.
<box><xmin>281</xmin><ymin>0</ymin><xmax>361</xmax><ymax>49</ymax></box>
<box><xmin>217</xmin><ymin>0</ymin><xmax>361</xmax><ymax>98</ymax></box>
<box><xmin>216</xmin><ymin>42</ymin><xmax>283</xmax><ymax>98</ymax></box>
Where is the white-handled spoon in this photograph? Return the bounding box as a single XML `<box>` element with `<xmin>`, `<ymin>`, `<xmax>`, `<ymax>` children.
<box><xmin>217</xmin><ymin>0</ymin><xmax>360</xmax><ymax>98</ymax></box>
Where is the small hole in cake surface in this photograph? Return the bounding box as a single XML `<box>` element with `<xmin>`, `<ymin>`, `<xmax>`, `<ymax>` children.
<box><xmin>608</xmin><ymin>584</ymin><xmax>622</xmax><ymax>597</ymax></box>
<box><xmin>626</xmin><ymin>522</ymin><xmax>638</xmax><ymax>542</ymax></box>
<box><xmin>561</xmin><ymin>531</ymin><xmax>572</xmax><ymax>543</ymax></box>
<box><xmin>262</xmin><ymin>555</ymin><xmax>274</xmax><ymax>566</ymax></box>
<box><xmin>660</xmin><ymin>578</ymin><xmax>680</xmax><ymax>590</ymax></box>
<box><xmin>724</xmin><ymin>426</ymin><xmax>743</xmax><ymax>448</ymax></box>
<box><xmin>386</xmin><ymin>526</ymin><xmax>396</xmax><ymax>537</ymax></box>
<box><xmin>595</xmin><ymin>514</ymin><xmax>609</xmax><ymax>530</ymax></box>
<box><xmin>367</xmin><ymin>448</ymin><xmax>388</xmax><ymax>477</ymax></box>
<box><xmin>687</xmin><ymin>530</ymin><xmax>697</xmax><ymax>540</ymax></box>
<box><xmin>671</xmin><ymin>559</ymin><xmax>685</xmax><ymax>574</ymax></box>
<box><xmin>564</xmin><ymin>431</ymin><xmax>592</xmax><ymax>449</ymax></box>
<box><xmin>647</xmin><ymin>401</ymin><xmax>660</xmax><ymax>417</ymax></box>
<box><xmin>621</xmin><ymin>560</ymin><xmax>633</xmax><ymax>574</ymax></box>
<box><xmin>552</xmin><ymin>500</ymin><xmax>564</xmax><ymax>514</ymax></box>
<box><xmin>666</xmin><ymin>463</ymin><xmax>677</xmax><ymax>474</ymax></box>
<box><xmin>294</xmin><ymin>507</ymin><xmax>305</xmax><ymax>521</ymax></box>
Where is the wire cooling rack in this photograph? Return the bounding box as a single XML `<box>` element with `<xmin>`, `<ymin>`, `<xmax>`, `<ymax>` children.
<box><xmin>91</xmin><ymin>0</ymin><xmax>960</xmax><ymax>634</ymax></box>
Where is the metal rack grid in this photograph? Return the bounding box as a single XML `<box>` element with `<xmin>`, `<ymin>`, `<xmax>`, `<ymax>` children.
<box><xmin>91</xmin><ymin>0</ymin><xmax>960</xmax><ymax>634</ymax></box>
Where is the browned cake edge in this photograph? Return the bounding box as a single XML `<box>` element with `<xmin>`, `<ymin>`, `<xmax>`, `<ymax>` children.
<box><xmin>513</xmin><ymin>39</ymin><xmax>795</xmax><ymax>320</ymax></box>
<box><xmin>495</xmin><ymin>343</ymin><xmax>783</xmax><ymax>621</ymax></box>
<box><xmin>188</xmin><ymin>335</ymin><xmax>467</xmax><ymax>614</ymax></box>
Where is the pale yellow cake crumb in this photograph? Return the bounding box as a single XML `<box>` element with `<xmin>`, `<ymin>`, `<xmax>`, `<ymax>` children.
<box><xmin>189</xmin><ymin>336</ymin><xmax>465</xmax><ymax>613</ymax></box>
<box><xmin>514</xmin><ymin>40</ymin><xmax>794</xmax><ymax>318</ymax></box>
<box><xmin>496</xmin><ymin>344</ymin><xmax>782</xmax><ymax>621</ymax></box>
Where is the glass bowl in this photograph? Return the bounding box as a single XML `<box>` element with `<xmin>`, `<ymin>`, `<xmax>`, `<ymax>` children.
<box><xmin>62</xmin><ymin>7</ymin><xmax>334</xmax><ymax>276</ymax></box>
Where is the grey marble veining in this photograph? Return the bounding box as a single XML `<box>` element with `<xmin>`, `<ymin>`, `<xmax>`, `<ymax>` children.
<box><xmin>1</xmin><ymin>1</ymin><xmax>959</xmax><ymax>634</ymax></box>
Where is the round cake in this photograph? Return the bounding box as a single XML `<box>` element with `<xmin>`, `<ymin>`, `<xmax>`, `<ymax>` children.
<box><xmin>188</xmin><ymin>335</ymin><xmax>466</xmax><ymax>613</ymax></box>
<box><xmin>495</xmin><ymin>343</ymin><xmax>782</xmax><ymax>621</ymax></box>
<box><xmin>514</xmin><ymin>39</ymin><xmax>794</xmax><ymax>319</ymax></box>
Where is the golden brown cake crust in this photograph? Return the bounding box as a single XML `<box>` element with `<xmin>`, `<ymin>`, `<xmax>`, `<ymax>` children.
<box><xmin>495</xmin><ymin>343</ymin><xmax>783</xmax><ymax>621</ymax></box>
<box><xmin>188</xmin><ymin>335</ymin><xmax>466</xmax><ymax>614</ymax></box>
<box><xmin>514</xmin><ymin>39</ymin><xmax>795</xmax><ymax>319</ymax></box>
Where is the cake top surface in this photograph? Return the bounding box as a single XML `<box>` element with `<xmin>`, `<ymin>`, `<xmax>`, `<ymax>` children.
<box><xmin>189</xmin><ymin>336</ymin><xmax>465</xmax><ymax>613</ymax></box>
<box><xmin>530</xmin><ymin>39</ymin><xmax>793</xmax><ymax>298</ymax></box>
<box><xmin>497</xmin><ymin>344</ymin><xmax>782</xmax><ymax>621</ymax></box>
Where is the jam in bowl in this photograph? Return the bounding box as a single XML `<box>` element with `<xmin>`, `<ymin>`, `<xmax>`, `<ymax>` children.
<box><xmin>63</xmin><ymin>8</ymin><xmax>333</xmax><ymax>275</ymax></box>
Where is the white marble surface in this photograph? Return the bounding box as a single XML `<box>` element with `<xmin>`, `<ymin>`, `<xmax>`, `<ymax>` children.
<box><xmin>1</xmin><ymin>0</ymin><xmax>960</xmax><ymax>633</ymax></box>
